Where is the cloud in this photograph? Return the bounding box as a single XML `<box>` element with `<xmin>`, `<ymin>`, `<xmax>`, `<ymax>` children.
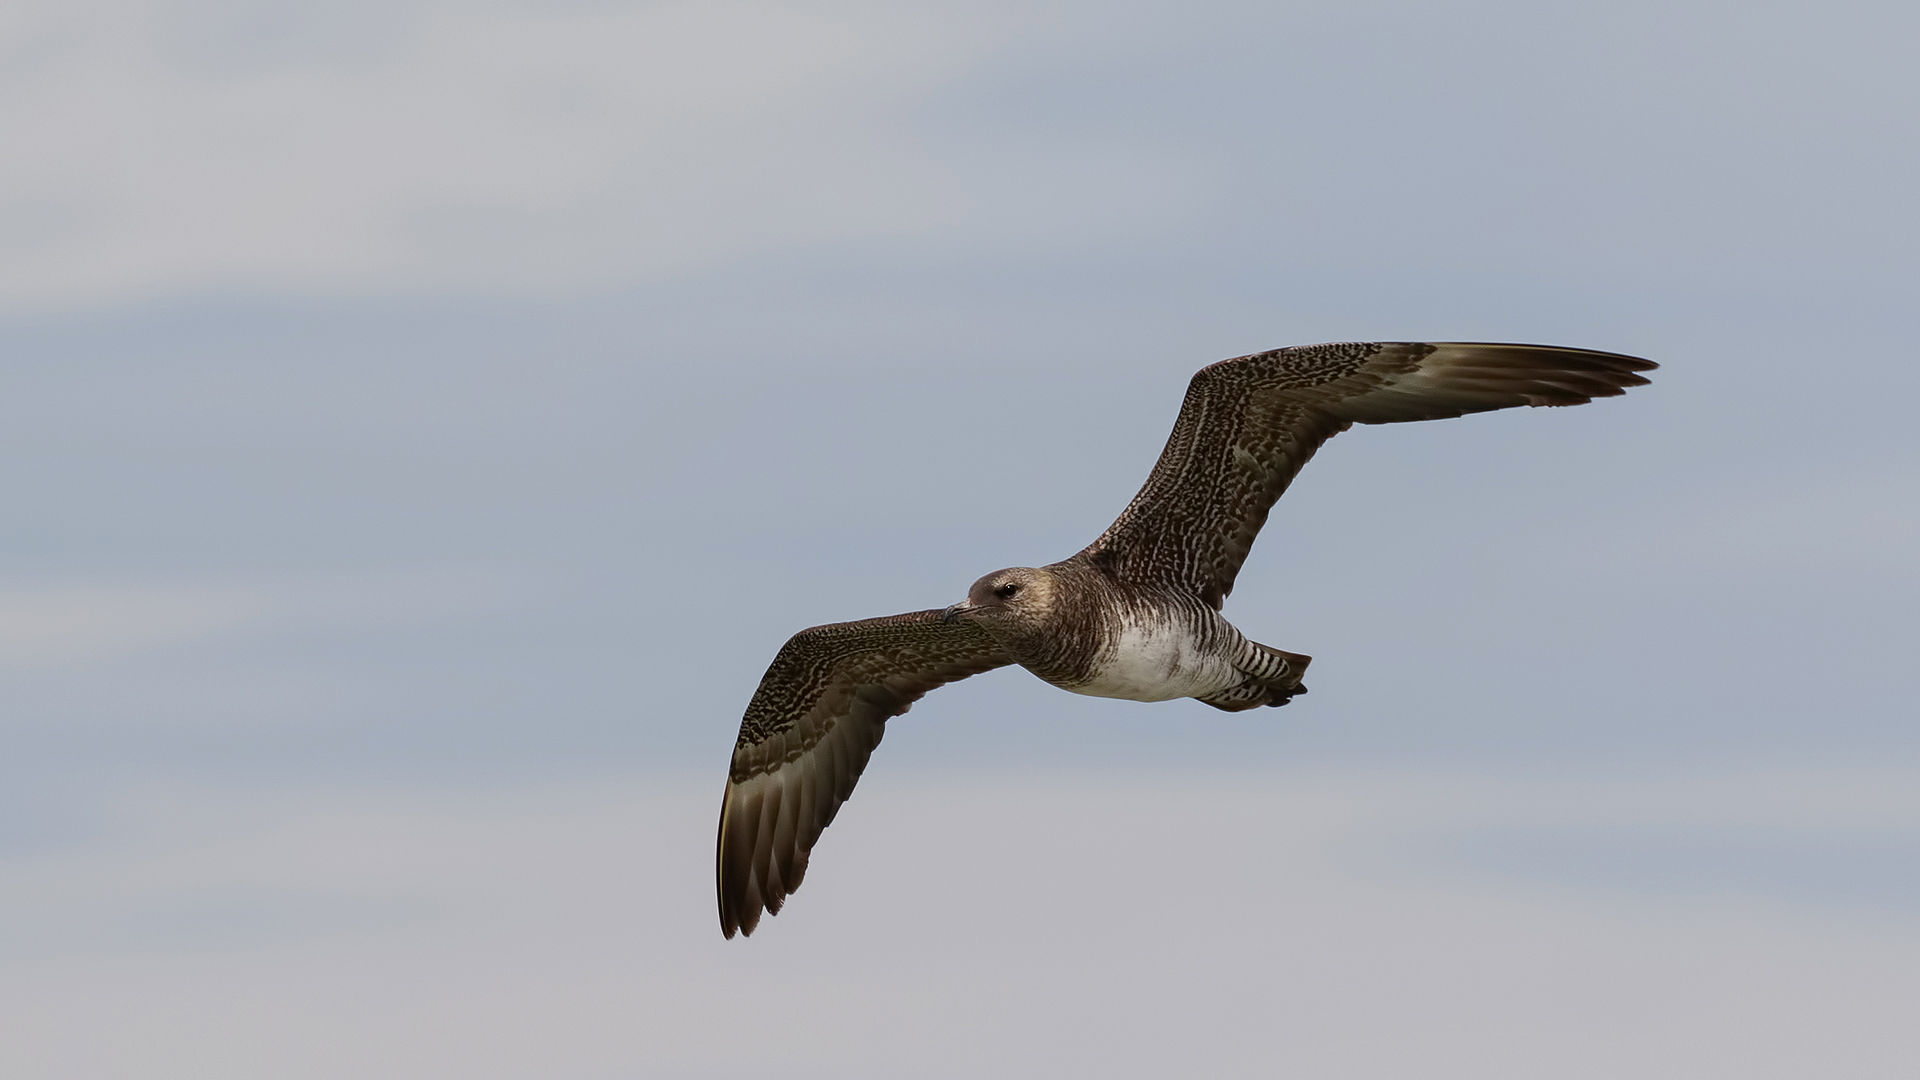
<box><xmin>7</xmin><ymin>0</ymin><xmax>1916</xmax><ymax>315</ymax></box>
<box><xmin>0</xmin><ymin>0</ymin><xmax>1218</xmax><ymax>313</ymax></box>
<box><xmin>0</xmin><ymin>565</ymin><xmax>527</xmax><ymax>671</ymax></box>
<box><xmin>0</xmin><ymin>2</ymin><xmax>984</xmax><ymax>309</ymax></box>
<box><xmin>3</xmin><ymin>766</ymin><xmax>1917</xmax><ymax>1078</ymax></box>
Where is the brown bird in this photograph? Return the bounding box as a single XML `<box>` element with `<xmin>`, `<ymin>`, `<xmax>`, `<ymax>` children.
<box><xmin>716</xmin><ymin>341</ymin><xmax>1656</xmax><ymax>937</ymax></box>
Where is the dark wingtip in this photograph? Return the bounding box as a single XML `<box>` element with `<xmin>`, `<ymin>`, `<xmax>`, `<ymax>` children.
<box><xmin>716</xmin><ymin>781</ymin><xmax>753</xmax><ymax>940</ymax></box>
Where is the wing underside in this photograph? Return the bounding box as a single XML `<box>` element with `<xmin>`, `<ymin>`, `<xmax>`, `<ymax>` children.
<box><xmin>718</xmin><ymin>610</ymin><xmax>1012</xmax><ymax>937</ymax></box>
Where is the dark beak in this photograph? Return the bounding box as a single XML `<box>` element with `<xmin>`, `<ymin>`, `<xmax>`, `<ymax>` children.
<box><xmin>940</xmin><ymin>602</ymin><xmax>974</xmax><ymax>624</ymax></box>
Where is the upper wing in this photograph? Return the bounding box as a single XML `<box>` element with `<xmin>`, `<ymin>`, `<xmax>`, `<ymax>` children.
<box><xmin>717</xmin><ymin>609</ymin><xmax>1013</xmax><ymax>938</ymax></box>
<box><xmin>1077</xmin><ymin>342</ymin><xmax>1657</xmax><ymax>608</ymax></box>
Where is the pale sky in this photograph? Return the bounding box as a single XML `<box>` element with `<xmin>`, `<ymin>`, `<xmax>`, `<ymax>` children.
<box><xmin>2</xmin><ymin>2</ymin><xmax>1917</xmax><ymax>1077</ymax></box>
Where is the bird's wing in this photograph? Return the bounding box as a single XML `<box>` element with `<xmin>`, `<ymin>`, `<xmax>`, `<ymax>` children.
<box><xmin>1077</xmin><ymin>342</ymin><xmax>1656</xmax><ymax>608</ymax></box>
<box><xmin>718</xmin><ymin>609</ymin><xmax>1013</xmax><ymax>938</ymax></box>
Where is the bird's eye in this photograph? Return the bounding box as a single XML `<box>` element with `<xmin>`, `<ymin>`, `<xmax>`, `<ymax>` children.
<box><xmin>994</xmin><ymin>582</ymin><xmax>1021</xmax><ymax>599</ymax></box>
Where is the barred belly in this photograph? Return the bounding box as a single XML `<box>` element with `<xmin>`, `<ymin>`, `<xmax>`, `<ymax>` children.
<box><xmin>1067</xmin><ymin>616</ymin><xmax>1245</xmax><ymax>702</ymax></box>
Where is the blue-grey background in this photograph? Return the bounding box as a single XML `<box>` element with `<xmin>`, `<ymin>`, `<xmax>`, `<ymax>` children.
<box><xmin>3</xmin><ymin>2</ymin><xmax>1916</xmax><ymax>1076</ymax></box>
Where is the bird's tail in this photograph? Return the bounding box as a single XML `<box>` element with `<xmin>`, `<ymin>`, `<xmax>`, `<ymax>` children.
<box><xmin>1198</xmin><ymin>643</ymin><xmax>1311</xmax><ymax>712</ymax></box>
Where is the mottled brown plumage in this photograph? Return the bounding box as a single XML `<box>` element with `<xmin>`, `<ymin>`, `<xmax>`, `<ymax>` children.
<box><xmin>717</xmin><ymin>611</ymin><xmax>1010</xmax><ymax>938</ymax></box>
<box><xmin>1080</xmin><ymin>342</ymin><xmax>1656</xmax><ymax>609</ymax></box>
<box><xmin>718</xmin><ymin>341</ymin><xmax>1656</xmax><ymax>937</ymax></box>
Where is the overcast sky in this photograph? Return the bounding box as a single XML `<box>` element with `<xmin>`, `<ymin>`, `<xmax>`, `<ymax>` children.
<box><xmin>3</xmin><ymin>2</ymin><xmax>1917</xmax><ymax>1077</ymax></box>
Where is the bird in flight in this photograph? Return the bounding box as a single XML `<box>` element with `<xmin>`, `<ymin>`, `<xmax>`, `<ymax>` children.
<box><xmin>717</xmin><ymin>341</ymin><xmax>1656</xmax><ymax>937</ymax></box>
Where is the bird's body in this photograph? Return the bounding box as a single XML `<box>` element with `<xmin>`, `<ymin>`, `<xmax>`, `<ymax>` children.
<box><xmin>715</xmin><ymin>340</ymin><xmax>1657</xmax><ymax>937</ymax></box>
<box><xmin>949</xmin><ymin>562</ymin><xmax>1305</xmax><ymax>709</ymax></box>
<box><xmin>1066</xmin><ymin>592</ymin><xmax>1248</xmax><ymax>703</ymax></box>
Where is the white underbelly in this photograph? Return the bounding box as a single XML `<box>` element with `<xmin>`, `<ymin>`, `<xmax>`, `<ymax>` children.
<box><xmin>1068</xmin><ymin>621</ymin><xmax>1240</xmax><ymax>702</ymax></box>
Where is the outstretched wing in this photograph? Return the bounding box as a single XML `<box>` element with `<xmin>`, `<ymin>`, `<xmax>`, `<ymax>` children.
<box><xmin>1078</xmin><ymin>342</ymin><xmax>1656</xmax><ymax>608</ymax></box>
<box><xmin>718</xmin><ymin>609</ymin><xmax>1012</xmax><ymax>938</ymax></box>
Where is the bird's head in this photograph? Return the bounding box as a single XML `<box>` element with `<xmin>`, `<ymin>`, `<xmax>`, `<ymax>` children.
<box><xmin>941</xmin><ymin>566</ymin><xmax>1060</xmax><ymax>635</ymax></box>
